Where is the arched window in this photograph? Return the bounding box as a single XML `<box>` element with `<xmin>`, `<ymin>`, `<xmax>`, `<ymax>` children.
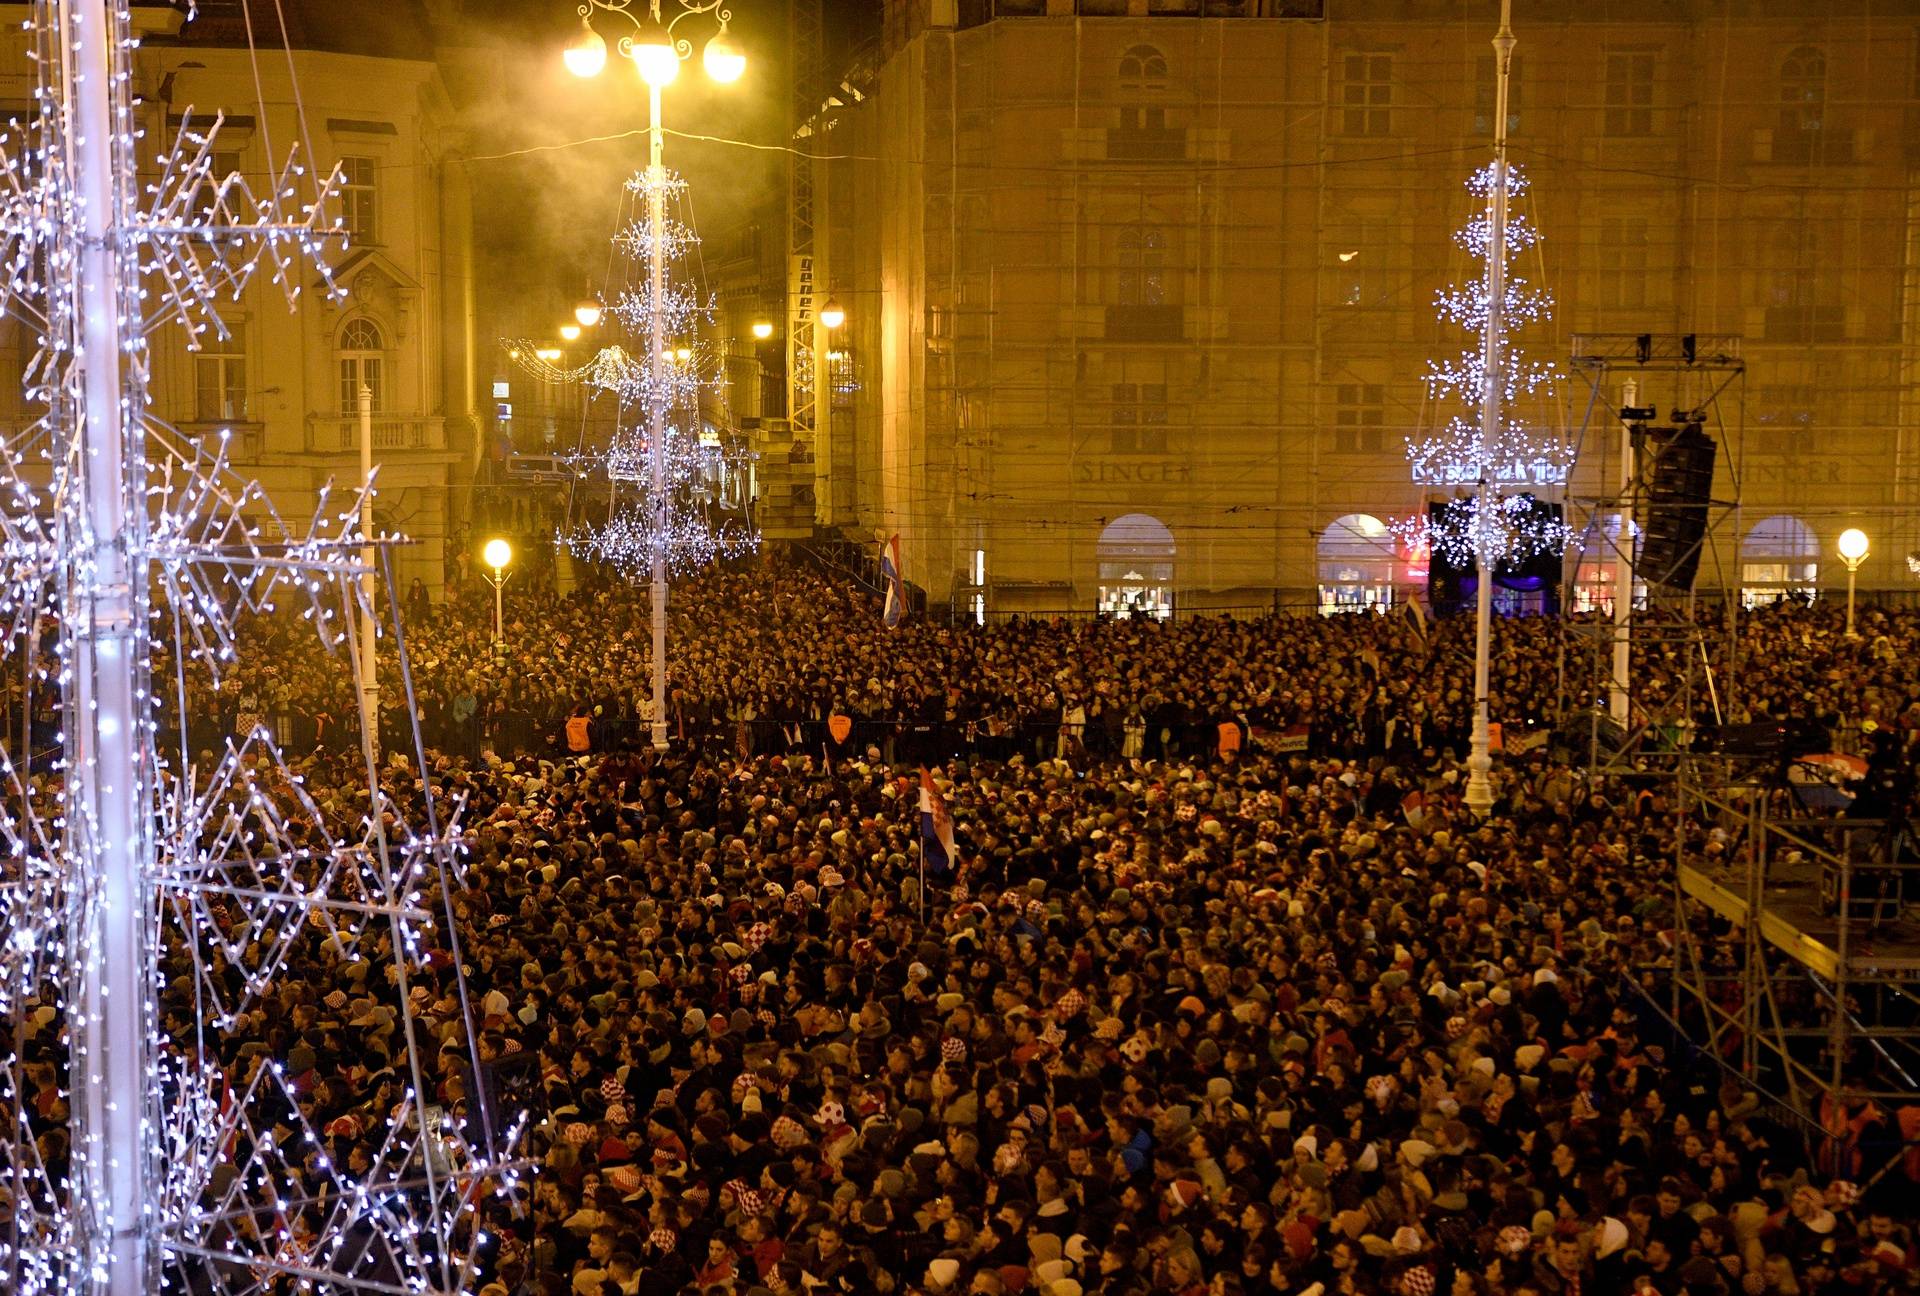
<box><xmin>1118</xmin><ymin>44</ymin><xmax>1167</xmax><ymax>93</ymax></box>
<box><xmin>1097</xmin><ymin>513</ymin><xmax>1174</xmax><ymax>620</ymax></box>
<box><xmin>1317</xmin><ymin>513</ymin><xmax>1395</xmax><ymax>614</ymax></box>
<box><xmin>1569</xmin><ymin>513</ymin><xmax>1644</xmax><ymax>615</ymax></box>
<box><xmin>337</xmin><ymin>317</ymin><xmax>385</xmax><ymax>414</ymax></box>
<box><xmin>1777</xmin><ymin>46</ymin><xmax>1826</xmax><ymax>163</ymax></box>
<box><xmin>1742</xmin><ymin>514</ymin><xmax>1819</xmax><ymax>607</ymax></box>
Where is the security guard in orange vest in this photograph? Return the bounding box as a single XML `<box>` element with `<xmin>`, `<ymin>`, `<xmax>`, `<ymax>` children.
<box><xmin>565</xmin><ymin>707</ymin><xmax>593</xmax><ymax>754</ymax></box>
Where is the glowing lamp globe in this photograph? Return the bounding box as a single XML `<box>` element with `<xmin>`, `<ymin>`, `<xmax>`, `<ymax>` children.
<box><xmin>559</xmin><ymin>323</ymin><xmax>582</xmax><ymax>341</ymax></box>
<box><xmin>751</xmin><ymin>320</ymin><xmax>774</xmax><ymax>340</ymax></box>
<box><xmin>563</xmin><ymin>20</ymin><xmax>607</xmax><ymax>78</ymax></box>
<box><xmin>702</xmin><ymin>30</ymin><xmax>747</xmax><ymax>83</ymax></box>
<box><xmin>1838</xmin><ymin>528</ymin><xmax>1870</xmax><ymax>563</ymax></box>
<box><xmin>819</xmin><ymin>298</ymin><xmax>845</xmax><ymax>330</ymax></box>
<box><xmin>574</xmin><ymin>299</ymin><xmax>603</xmax><ymax>328</ymax></box>
<box><xmin>632</xmin><ymin>28</ymin><xmax>680</xmax><ymax>87</ymax></box>
<box><xmin>483</xmin><ymin>537</ymin><xmax>513</xmax><ymax>572</ymax></box>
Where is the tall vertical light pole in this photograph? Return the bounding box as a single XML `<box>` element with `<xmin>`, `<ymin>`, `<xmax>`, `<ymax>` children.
<box><xmin>1608</xmin><ymin>380</ymin><xmax>1638</xmax><ymax>728</ymax></box>
<box><xmin>69</xmin><ymin>2</ymin><xmax>152</xmax><ymax>1289</ymax></box>
<box><xmin>358</xmin><ymin>383</ymin><xmax>380</xmax><ymax>762</ymax></box>
<box><xmin>1464</xmin><ymin>0</ymin><xmax>1517</xmax><ymax>819</ymax></box>
<box><xmin>483</xmin><ymin>537</ymin><xmax>514</xmax><ymax>648</ymax></box>
<box><xmin>1838</xmin><ymin>527</ymin><xmax>1869</xmax><ymax>638</ymax></box>
<box><xmin>565</xmin><ymin>0</ymin><xmax>746</xmax><ymax>752</ymax></box>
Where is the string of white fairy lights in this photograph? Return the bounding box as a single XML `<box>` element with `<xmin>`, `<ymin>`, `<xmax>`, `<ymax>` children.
<box><xmin>0</xmin><ymin>3</ymin><xmax>523</xmax><ymax>1292</ymax></box>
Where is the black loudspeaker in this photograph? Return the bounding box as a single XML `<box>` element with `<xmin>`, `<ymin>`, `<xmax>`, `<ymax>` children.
<box><xmin>1637</xmin><ymin>423</ymin><xmax>1716</xmax><ymax>590</ymax></box>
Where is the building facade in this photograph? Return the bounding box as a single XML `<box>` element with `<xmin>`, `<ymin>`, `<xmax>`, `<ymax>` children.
<box><xmin>815</xmin><ymin>0</ymin><xmax>1920</xmax><ymax>615</ymax></box>
<box><xmin>0</xmin><ymin>0</ymin><xmax>480</xmax><ymax>595</ymax></box>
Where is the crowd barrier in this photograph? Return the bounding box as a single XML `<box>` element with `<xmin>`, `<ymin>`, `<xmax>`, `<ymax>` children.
<box><xmin>416</xmin><ymin>711</ymin><xmax>1349</xmax><ymax>767</ymax></box>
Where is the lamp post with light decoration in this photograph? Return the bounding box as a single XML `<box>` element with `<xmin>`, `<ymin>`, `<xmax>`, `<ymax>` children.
<box><xmin>565</xmin><ymin>0</ymin><xmax>744</xmax><ymax>750</ymax></box>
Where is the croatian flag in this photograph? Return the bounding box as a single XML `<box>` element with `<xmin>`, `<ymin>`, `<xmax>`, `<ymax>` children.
<box><xmin>918</xmin><ymin>769</ymin><xmax>955</xmax><ymax>876</ymax></box>
<box><xmin>880</xmin><ymin>533</ymin><xmax>905</xmax><ymax>629</ymax></box>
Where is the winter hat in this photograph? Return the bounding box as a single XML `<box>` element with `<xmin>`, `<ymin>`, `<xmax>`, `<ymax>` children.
<box><xmin>1497</xmin><ymin>1225</ymin><xmax>1534</xmax><ymax>1256</ymax></box>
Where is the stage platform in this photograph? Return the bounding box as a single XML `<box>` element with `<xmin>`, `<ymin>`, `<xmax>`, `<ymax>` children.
<box><xmin>1679</xmin><ymin>859</ymin><xmax>1920</xmax><ymax>980</ymax></box>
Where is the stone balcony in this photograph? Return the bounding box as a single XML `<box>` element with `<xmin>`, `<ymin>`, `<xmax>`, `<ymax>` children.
<box><xmin>303</xmin><ymin>414</ymin><xmax>447</xmax><ymax>454</ymax></box>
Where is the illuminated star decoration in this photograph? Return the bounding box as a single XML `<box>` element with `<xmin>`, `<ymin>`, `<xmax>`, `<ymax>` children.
<box><xmin>505</xmin><ymin>167</ymin><xmax>759</xmax><ymax>577</ymax></box>
<box><xmin>0</xmin><ymin>3</ymin><xmax>523</xmax><ymax>1292</ymax></box>
<box><xmin>1395</xmin><ymin>162</ymin><xmax>1572</xmax><ymax>566</ymax></box>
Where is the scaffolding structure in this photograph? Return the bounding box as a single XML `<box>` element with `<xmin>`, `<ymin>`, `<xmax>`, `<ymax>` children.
<box><xmin>1558</xmin><ymin>333</ymin><xmax>1745</xmax><ymax>776</ymax></box>
<box><xmin>1556</xmin><ymin>334</ymin><xmax>1918</xmax><ymax>1179</ymax></box>
<box><xmin>1672</xmin><ymin>772</ymin><xmax>1920</xmax><ymax>1184</ymax></box>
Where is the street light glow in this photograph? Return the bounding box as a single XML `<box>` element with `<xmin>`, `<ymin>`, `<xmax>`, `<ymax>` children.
<box><xmin>751</xmin><ymin>320</ymin><xmax>774</xmax><ymax>340</ymax></box>
<box><xmin>703</xmin><ymin>28</ymin><xmax>747</xmax><ymax>83</ymax></box>
<box><xmin>1839</xmin><ymin>527</ymin><xmax>1870</xmax><ymax>563</ymax></box>
<box><xmin>559</xmin><ymin>323</ymin><xmax>582</xmax><ymax>341</ymax></box>
<box><xmin>574</xmin><ymin>300</ymin><xmax>603</xmax><ymax>328</ymax></box>
<box><xmin>482</xmin><ymin>537</ymin><xmax>513</xmax><ymax>572</ymax></box>
<box><xmin>819</xmin><ymin>298</ymin><xmax>845</xmax><ymax>329</ymax></box>
<box><xmin>563</xmin><ymin>18</ymin><xmax>608</xmax><ymax>78</ymax></box>
<box><xmin>632</xmin><ymin>26</ymin><xmax>680</xmax><ymax>86</ymax></box>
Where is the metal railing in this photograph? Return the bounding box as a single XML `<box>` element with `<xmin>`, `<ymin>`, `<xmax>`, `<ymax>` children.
<box><xmin>303</xmin><ymin>414</ymin><xmax>447</xmax><ymax>454</ymax></box>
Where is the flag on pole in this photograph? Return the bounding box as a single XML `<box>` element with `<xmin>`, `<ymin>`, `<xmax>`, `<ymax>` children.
<box><xmin>880</xmin><ymin>533</ymin><xmax>906</xmax><ymax>629</ymax></box>
<box><xmin>918</xmin><ymin>768</ymin><xmax>955</xmax><ymax>876</ymax></box>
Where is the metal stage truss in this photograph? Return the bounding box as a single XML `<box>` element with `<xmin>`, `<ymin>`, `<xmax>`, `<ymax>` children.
<box><xmin>1672</xmin><ymin>773</ymin><xmax>1920</xmax><ymax>1186</ymax></box>
<box><xmin>1553</xmin><ymin>334</ymin><xmax>1917</xmax><ymax>1184</ymax></box>
<box><xmin>1556</xmin><ymin>333</ymin><xmax>1745</xmax><ymax>776</ymax></box>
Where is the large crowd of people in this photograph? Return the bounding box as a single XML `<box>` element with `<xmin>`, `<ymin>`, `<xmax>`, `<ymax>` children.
<box><xmin>16</xmin><ymin>552</ymin><xmax>1920</xmax><ymax>1296</ymax></box>
<box><xmin>192</xmin><ymin>555</ymin><xmax>1920</xmax><ymax>770</ymax></box>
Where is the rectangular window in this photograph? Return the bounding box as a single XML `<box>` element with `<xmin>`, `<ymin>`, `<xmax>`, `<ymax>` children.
<box><xmin>339</xmin><ymin>155</ymin><xmax>376</xmax><ymax>243</ymax></box>
<box><xmin>1332</xmin><ymin>222</ymin><xmax>1387</xmax><ymax>309</ymax></box>
<box><xmin>1597</xmin><ymin>217</ymin><xmax>1650</xmax><ymax>309</ymax></box>
<box><xmin>339</xmin><ymin>356</ymin><xmax>384</xmax><ymax>414</ymax></box>
<box><xmin>1341</xmin><ymin>53</ymin><xmax>1393</xmax><ymax>137</ymax></box>
<box><xmin>1111</xmin><ymin>382</ymin><xmax>1169</xmax><ymax>455</ymax></box>
<box><xmin>1334</xmin><ymin>383</ymin><xmax>1386</xmax><ymax>454</ymax></box>
<box><xmin>194</xmin><ymin>340</ymin><xmax>247</xmax><ymax>423</ymax></box>
<box><xmin>1604</xmin><ymin>51</ymin><xmax>1656</xmax><ymax>136</ymax></box>
<box><xmin>1474</xmin><ymin>53</ymin><xmax>1521</xmax><ymax>135</ymax></box>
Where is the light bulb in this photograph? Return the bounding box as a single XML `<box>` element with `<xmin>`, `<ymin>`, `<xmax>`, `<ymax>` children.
<box><xmin>702</xmin><ymin>29</ymin><xmax>746</xmax><ymax>84</ymax></box>
<box><xmin>563</xmin><ymin>20</ymin><xmax>607</xmax><ymax>78</ymax></box>
<box><xmin>632</xmin><ymin>27</ymin><xmax>680</xmax><ymax>87</ymax></box>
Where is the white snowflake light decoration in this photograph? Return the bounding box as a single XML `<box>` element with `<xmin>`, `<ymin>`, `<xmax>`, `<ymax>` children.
<box><xmin>1392</xmin><ymin>492</ymin><xmax>1572</xmax><ymax>572</ymax></box>
<box><xmin>0</xmin><ymin>4</ymin><xmax>523</xmax><ymax>1293</ymax></box>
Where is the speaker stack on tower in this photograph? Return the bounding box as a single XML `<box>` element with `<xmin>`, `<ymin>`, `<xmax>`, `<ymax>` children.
<box><xmin>1635</xmin><ymin>422</ymin><xmax>1717</xmax><ymax>591</ymax></box>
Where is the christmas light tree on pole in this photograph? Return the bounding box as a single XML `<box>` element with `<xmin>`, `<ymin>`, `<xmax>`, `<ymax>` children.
<box><xmin>1394</xmin><ymin>0</ymin><xmax>1570</xmax><ymax>816</ymax></box>
<box><xmin>507</xmin><ymin>164</ymin><xmax>756</xmax><ymax>752</ymax></box>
